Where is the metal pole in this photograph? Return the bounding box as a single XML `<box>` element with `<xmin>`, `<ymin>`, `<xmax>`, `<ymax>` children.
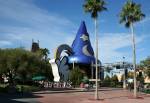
<box><xmin>73</xmin><ymin>60</ymin><xmax>75</xmax><ymax>70</ymax></box>
<box><xmin>91</xmin><ymin>61</ymin><xmax>94</xmax><ymax>79</ymax></box>
<box><xmin>123</xmin><ymin>57</ymin><xmax>126</xmax><ymax>89</ymax></box>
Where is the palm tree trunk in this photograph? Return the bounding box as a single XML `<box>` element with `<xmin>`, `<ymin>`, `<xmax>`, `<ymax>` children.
<box><xmin>130</xmin><ymin>22</ymin><xmax>137</xmax><ymax>98</ymax></box>
<box><xmin>95</xmin><ymin>18</ymin><xmax>99</xmax><ymax>100</ymax></box>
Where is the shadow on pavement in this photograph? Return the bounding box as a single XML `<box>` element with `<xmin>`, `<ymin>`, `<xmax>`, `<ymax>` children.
<box><xmin>0</xmin><ymin>92</ymin><xmax>43</xmax><ymax>103</ymax></box>
<box><xmin>33</xmin><ymin>88</ymin><xmax>95</xmax><ymax>94</ymax></box>
<box><xmin>103</xmin><ymin>95</ymin><xmax>129</xmax><ymax>100</ymax></box>
<box><xmin>33</xmin><ymin>87</ymin><xmax>124</xmax><ymax>95</ymax></box>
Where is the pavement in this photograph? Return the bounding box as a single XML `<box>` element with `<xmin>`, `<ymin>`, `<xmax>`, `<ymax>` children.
<box><xmin>35</xmin><ymin>88</ymin><xmax>150</xmax><ymax>103</ymax></box>
<box><xmin>0</xmin><ymin>88</ymin><xmax>150</xmax><ymax>103</ymax></box>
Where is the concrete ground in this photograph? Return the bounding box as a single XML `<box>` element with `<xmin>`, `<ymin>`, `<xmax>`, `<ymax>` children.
<box><xmin>0</xmin><ymin>88</ymin><xmax>150</xmax><ymax>103</ymax></box>
<box><xmin>35</xmin><ymin>88</ymin><xmax>150</xmax><ymax>103</ymax></box>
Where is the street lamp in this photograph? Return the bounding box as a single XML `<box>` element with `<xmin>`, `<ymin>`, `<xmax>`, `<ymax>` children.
<box><xmin>123</xmin><ymin>57</ymin><xmax>126</xmax><ymax>89</ymax></box>
<box><xmin>72</xmin><ymin>58</ymin><xmax>76</xmax><ymax>70</ymax></box>
<box><xmin>91</xmin><ymin>61</ymin><xmax>94</xmax><ymax>79</ymax></box>
<box><xmin>73</xmin><ymin>61</ymin><xmax>75</xmax><ymax>70</ymax></box>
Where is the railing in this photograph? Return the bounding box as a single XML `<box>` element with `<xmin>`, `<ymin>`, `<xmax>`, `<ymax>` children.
<box><xmin>42</xmin><ymin>81</ymin><xmax>72</xmax><ymax>88</ymax></box>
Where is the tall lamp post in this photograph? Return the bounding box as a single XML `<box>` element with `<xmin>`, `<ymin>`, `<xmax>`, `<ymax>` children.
<box><xmin>72</xmin><ymin>58</ymin><xmax>75</xmax><ymax>70</ymax></box>
<box><xmin>123</xmin><ymin>57</ymin><xmax>126</xmax><ymax>89</ymax></box>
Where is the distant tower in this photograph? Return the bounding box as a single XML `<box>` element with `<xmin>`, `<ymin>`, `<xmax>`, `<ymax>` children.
<box><xmin>31</xmin><ymin>39</ymin><xmax>40</xmax><ymax>52</ymax></box>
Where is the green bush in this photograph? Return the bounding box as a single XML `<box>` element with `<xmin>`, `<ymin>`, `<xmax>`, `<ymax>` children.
<box><xmin>0</xmin><ymin>84</ymin><xmax>7</xmax><ymax>93</ymax></box>
<box><xmin>143</xmin><ymin>89</ymin><xmax>150</xmax><ymax>94</ymax></box>
<box><xmin>69</xmin><ymin>66</ymin><xmax>84</xmax><ymax>86</ymax></box>
<box><xmin>16</xmin><ymin>85</ymin><xmax>40</xmax><ymax>92</ymax></box>
<box><xmin>101</xmin><ymin>75</ymin><xmax>122</xmax><ymax>87</ymax></box>
<box><xmin>144</xmin><ymin>83</ymin><xmax>150</xmax><ymax>88</ymax></box>
<box><xmin>0</xmin><ymin>83</ymin><xmax>40</xmax><ymax>93</ymax></box>
<box><xmin>0</xmin><ymin>87</ymin><xmax>7</xmax><ymax>93</ymax></box>
<box><xmin>102</xmin><ymin>75</ymin><xmax>111</xmax><ymax>87</ymax></box>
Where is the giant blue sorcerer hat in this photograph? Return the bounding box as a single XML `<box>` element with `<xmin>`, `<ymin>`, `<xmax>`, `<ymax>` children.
<box><xmin>68</xmin><ymin>21</ymin><xmax>95</xmax><ymax>64</ymax></box>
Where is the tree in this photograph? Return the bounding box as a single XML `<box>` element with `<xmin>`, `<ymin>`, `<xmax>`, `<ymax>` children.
<box><xmin>127</xmin><ymin>71</ymin><xmax>134</xmax><ymax>79</ymax></box>
<box><xmin>39</xmin><ymin>48</ymin><xmax>50</xmax><ymax>61</ymax></box>
<box><xmin>121</xmin><ymin>72</ymin><xmax>134</xmax><ymax>83</ymax></box>
<box><xmin>119</xmin><ymin>0</ymin><xmax>145</xmax><ymax>97</ymax></box>
<box><xmin>83</xmin><ymin>0</ymin><xmax>107</xmax><ymax>99</ymax></box>
<box><xmin>69</xmin><ymin>66</ymin><xmax>84</xmax><ymax>86</ymax></box>
<box><xmin>136</xmin><ymin>71</ymin><xmax>144</xmax><ymax>84</ymax></box>
<box><xmin>140</xmin><ymin>57</ymin><xmax>150</xmax><ymax>78</ymax></box>
<box><xmin>103</xmin><ymin>75</ymin><xmax>111</xmax><ymax>87</ymax></box>
<box><xmin>35</xmin><ymin>48</ymin><xmax>52</xmax><ymax>81</ymax></box>
<box><xmin>0</xmin><ymin>48</ymin><xmax>53</xmax><ymax>85</ymax></box>
<box><xmin>0</xmin><ymin>48</ymin><xmax>38</xmax><ymax>84</ymax></box>
<box><xmin>111</xmin><ymin>75</ymin><xmax>119</xmax><ymax>87</ymax></box>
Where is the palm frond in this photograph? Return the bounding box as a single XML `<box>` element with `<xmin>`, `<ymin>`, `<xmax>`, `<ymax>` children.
<box><xmin>119</xmin><ymin>0</ymin><xmax>145</xmax><ymax>28</ymax></box>
<box><xmin>83</xmin><ymin>0</ymin><xmax>107</xmax><ymax>19</ymax></box>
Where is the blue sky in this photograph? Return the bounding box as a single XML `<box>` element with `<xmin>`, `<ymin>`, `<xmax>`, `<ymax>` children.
<box><xmin>0</xmin><ymin>0</ymin><xmax>150</xmax><ymax>64</ymax></box>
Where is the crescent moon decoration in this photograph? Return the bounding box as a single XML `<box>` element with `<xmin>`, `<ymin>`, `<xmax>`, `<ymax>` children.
<box><xmin>82</xmin><ymin>45</ymin><xmax>93</xmax><ymax>57</ymax></box>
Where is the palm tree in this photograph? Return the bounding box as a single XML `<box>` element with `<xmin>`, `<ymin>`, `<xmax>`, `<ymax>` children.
<box><xmin>119</xmin><ymin>0</ymin><xmax>145</xmax><ymax>97</ymax></box>
<box><xmin>83</xmin><ymin>0</ymin><xmax>107</xmax><ymax>99</ymax></box>
<box><xmin>40</xmin><ymin>48</ymin><xmax>50</xmax><ymax>61</ymax></box>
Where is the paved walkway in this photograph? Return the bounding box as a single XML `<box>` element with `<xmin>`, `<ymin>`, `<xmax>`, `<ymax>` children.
<box><xmin>34</xmin><ymin>88</ymin><xmax>150</xmax><ymax>103</ymax></box>
<box><xmin>0</xmin><ymin>88</ymin><xmax>150</xmax><ymax>103</ymax></box>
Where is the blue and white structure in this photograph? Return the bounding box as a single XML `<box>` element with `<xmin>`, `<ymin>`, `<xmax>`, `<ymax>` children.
<box><xmin>49</xmin><ymin>21</ymin><xmax>102</xmax><ymax>82</ymax></box>
<box><xmin>68</xmin><ymin>21</ymin><xmax>95</xmax><ymax>64</ymax></box>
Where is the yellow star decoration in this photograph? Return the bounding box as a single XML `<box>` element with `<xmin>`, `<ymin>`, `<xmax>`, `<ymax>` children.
<box><xmin>80</xmin><ymin>34</ymin><xmax>89</xmax><ymax>41</ymax></box>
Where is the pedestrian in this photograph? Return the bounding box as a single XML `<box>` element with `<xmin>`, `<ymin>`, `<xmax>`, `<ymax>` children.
<box><xmin>128</xmin><ymin>83</ymin><xmax>132</xmax><ymax>92</ymax></box>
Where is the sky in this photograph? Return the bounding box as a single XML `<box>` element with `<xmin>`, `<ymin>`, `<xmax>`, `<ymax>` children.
<box><xmin>0</xmin><ymin>0</ymin><xmax>150</xmax><ymax>64</ymax></box>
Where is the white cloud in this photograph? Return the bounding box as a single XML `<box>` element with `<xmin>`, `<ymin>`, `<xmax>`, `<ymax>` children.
<box><xmin>0</xmin><ymin>0</ymin><xmax>148</xmax><ymax>64</ymax></box>
<box><xmin>95</xmin><ymin>33</ymin><xmax>146</xmax><ymax>63</ymax></box>
<box><xmin>0</xmin><ymin>0</ymin><xmax>76</xmax><ymax>57</ymax></box>
<box><xmin>0</xmin><ymin>40</ymin><xmax>12</xmax><ymax>46</ymax></box>
<box><xmin>140</xmin><ymin>16</ymin><xmax>150</xmax><ymax>23</ymax></box>
<box><xmin>136</xmin><ymin>16</ymin><xmax>150</xmax><ymax>26</ymax></box>
<box><xmin>0</xmin><ymin>0</ymin><xmax>73</xmax><ymax>27</ymax></box>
